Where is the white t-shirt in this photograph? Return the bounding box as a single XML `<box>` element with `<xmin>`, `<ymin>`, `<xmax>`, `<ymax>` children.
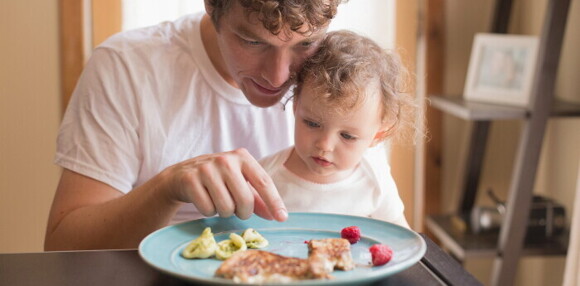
<box><xmin>55</xmin><ymin>12</ymin><xmax>294</xmax><ymax>223</ymax></box>
<box><xmin>259</xmin><ymin>147</ymin><xmax>406</xmax><ymax>224</ymax></box>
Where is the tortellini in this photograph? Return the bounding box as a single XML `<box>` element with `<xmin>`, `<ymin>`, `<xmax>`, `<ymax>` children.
<box><xmin>181</xmin><ymin>227</ymin><xmax>218</xmax><ymax>259</ymax></box>
<box><xmin>216</xmin><ymin>233</ymin><xmax>247</xmax><ymax>260</ymax></box>
<box><xmin>181</xmin><ymin>227</ymin><xmax>268</xmax><ymax>260</ymax></box>
<box><xmin>242</xmin><ymin>228</ymin><xmax>269</xmax><ymax>249</ymax></box>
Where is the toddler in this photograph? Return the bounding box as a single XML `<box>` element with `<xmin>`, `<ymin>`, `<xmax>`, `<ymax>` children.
<box><xmin>259</xmin><ymin>30</ymin><xmax>417</xmax><ymax>228</ymax></box>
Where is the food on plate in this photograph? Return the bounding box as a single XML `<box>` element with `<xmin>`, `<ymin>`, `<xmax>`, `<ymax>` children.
<box><xmin>216</xmin><ymin>233</ymin><xmax>248</xmax><ymax>260</ymax></box>
<box><xmin>340</xmin><ymin>226</ymin><xmax>361</xmax><ymax>244</ymax></box>
<box><xmin>214</xmin><ymin>238</ymin><xmax>355</xmax><ymax>282</ymax></box>
<box><xmin>182</xmin><ymin>226</ymin><xmax>381</xmax><ymax>282</ymax></box>
<box><xmin>307</xmin><ymin>238</ymin><xmax>355</xmax><ymax>276</ymax></box>
<box><xmin>182</xmin><ymin>227</ymin><xmax>268</xmax><ymax>260</ymax></box>
<box><xmin>215</xmin><ymin>250</ymin><xmax>330</xmax><ymax>283</ymax></box>
<box><xmin>181</xmin><ymin>227</ymin><xmax>218</xmax><ymax>259</ymax></box>
<box><xmin>339</xmin><ymin>226</ymin><xmax>394</xmax><ymax>267</ymax></box>
<box><xmin>369</xmin><ymin>244</ymin><xmax>393</xmax><ymax>266</ymax></box>
<box><xmin>241</xmin><ymin>228</ymin><xmax>269</xmax><ymax>249</ymax></box>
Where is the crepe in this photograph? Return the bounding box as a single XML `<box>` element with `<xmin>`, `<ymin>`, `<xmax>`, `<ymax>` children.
<box><xmin>214</xmin><ymin>238</ymin><xmax>355</xmax><ymax>283</ymax></box>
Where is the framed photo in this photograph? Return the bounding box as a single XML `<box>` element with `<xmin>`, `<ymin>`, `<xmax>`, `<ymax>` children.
<box><xmin>463</xmin><ymin>33</ymin><xmax>539</xmax><ymax>107</ymax></box>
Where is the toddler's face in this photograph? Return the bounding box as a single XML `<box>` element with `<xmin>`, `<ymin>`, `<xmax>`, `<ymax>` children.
<box><xmin>285</xmin><ymin>80</ymin><xmax>386</xmax><ymax>183</ymax></box>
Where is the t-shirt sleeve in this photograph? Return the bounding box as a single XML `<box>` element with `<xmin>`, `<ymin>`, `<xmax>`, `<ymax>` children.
<box><xmin>54</xmin><ymin>47</ymin><xmax>140</xmax><ymax>193</ymax></box>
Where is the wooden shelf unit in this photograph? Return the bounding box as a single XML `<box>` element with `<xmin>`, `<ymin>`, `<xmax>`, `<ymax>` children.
<box><xmin>424</xmin><ymin>0</ymin><xmax>575</xmax><ymax>285</ymax></box>
<box><xmin>429</xmin><ymin>96</ymin><xmax>580</xmax><ymax>121</ymax></box>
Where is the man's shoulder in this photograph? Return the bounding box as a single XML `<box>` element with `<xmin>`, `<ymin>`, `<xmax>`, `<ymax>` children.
<box><xmin>84</xmin><ymin>13</ymin><xmax>207</xmax><ymax>83</ymax></box>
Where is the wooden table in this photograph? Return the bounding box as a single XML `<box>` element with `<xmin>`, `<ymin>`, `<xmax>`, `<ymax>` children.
<box><xmin>0</xmin><ymin>235</ymin><xmax>481</xmax><ymax>286</ymax></box>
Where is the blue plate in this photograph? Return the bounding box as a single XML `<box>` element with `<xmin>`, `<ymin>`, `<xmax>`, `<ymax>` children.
<box><xmin>139</xmin><ymin>213</ymin><xmax>426</xmax><ymax>285</ymax></box>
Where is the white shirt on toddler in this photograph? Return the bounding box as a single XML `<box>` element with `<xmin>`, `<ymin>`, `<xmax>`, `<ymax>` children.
<box><xmin>259</xmin><ymin>147</ymin><xmax>408</xmax><ymax>227</ymax></box>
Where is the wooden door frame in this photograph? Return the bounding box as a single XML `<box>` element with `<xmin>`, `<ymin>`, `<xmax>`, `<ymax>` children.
<box><xmin>391</xmin><ymin>0</ymin><xmax>444</xmax><ymax>231</ymax></box>
<box><xmin>59</xmin><ymin>0</ymin><xmax>90</xmax><ymax>114</ymax></box>
<box><xmin>422</xmin><ymin>0</ymin><xmax>444</xmax><ymax>232</ymax></box>
<box><xmin>59</xmin><ymin>0</ymin><xmax>121</xmax><ymax>114</ymax></box>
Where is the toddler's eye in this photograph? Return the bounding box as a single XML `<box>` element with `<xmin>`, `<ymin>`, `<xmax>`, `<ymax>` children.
<box><xmin>304</xmin><ymin>120</ymin><xmax>320</xmax><ymax>128</ymax></box>
<box><xmin>341</xmin><ymin>133</ymin><xmax>356</xmax><ymax>140</ymax></box>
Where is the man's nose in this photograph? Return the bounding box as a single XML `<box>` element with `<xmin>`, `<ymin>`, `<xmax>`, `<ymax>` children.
<box><xmin>262</xmin><ymin>49</ymin><xmax>294</xmax><ymax>88</ymax></box>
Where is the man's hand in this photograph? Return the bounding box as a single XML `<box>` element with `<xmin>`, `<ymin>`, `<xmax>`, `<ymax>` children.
<box><xmin>45</xmin><ymin>148</ymin><xmax>285</xmax><ymax>251</ymax></box>
<box><xmin>166</xmin><ymin>148</ymin><xmax>288</xmax><ymax>222</ymax></box>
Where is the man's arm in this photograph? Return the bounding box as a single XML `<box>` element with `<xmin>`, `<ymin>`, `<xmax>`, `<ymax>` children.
<box><xmin>45</xmin><ymin>148</ymin><xmax>287</xmax><ymax>251</ymax></box>
<box><xmin>44</xmin><ymin>169</ymin><xmax>180</xmax><ymax>250</ymax></box>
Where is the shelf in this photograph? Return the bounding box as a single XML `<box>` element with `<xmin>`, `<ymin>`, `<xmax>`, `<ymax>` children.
<box><xmin>428</xmin><ymin>95</ymin><xmax>580</xmax><ymax>121</ymax></box>
<box><xmin>425</xmin><ymin>214</ymin><xmax>569</xmax><ymax>260</ymax></box>
<box><xmin>552</xmin><ymin>100</ymin><xmax>580</xmax><ymax>117</ymax></box>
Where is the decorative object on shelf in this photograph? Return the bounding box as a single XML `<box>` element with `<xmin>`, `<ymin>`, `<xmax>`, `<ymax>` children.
<box><xmin>470</xmin><ymin>189</ymin><xmax>566</xmax><ymax>241</ymax></box>
<box><xmin>470</xmin><ymin>189</ymin><xmax>505</xmax><ymax>233</ymax></box>
<box><xmin>463</xmin><ymin>33</ymin><xmax>539</xmax><ymax>107</ymax></box>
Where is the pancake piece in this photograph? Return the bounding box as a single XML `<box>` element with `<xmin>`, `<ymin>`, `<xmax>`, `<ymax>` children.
<box><xmin>307</xmin><ymin>238</ymin><xmax>355</xmax><ymax>277</ymax></box>
<box><xmin>215</xmin><ymin>250</ymin><xmax>330</xmax><ymax>283</ymax></box>
<box><xmin>215</xmin><ymin>238</ymin><xmax>356</xmax><ymax>283</ymax></box>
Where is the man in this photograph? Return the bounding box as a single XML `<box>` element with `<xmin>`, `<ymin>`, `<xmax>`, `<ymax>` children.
<box><xmin>45</xmin><ymin>0</ymin><xmax>346</xmax><ymax>251</ymax></box>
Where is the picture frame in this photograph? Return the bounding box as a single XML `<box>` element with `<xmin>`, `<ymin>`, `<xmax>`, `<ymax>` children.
<box><xmin>463</xmin><ymin>33</ymin><xmax>540</xmax><ymax>107</ymax></box>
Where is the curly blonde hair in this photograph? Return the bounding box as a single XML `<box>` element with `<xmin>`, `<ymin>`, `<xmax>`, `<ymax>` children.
<box><xmin>206</xmin><ymin>0</ymin><xmax>345</xmax><ymax>37</ymax></box>
<box><xmin>293</xmin><ymin>30</ymin><xmax>419</xmax><ymax>143</ymax></box>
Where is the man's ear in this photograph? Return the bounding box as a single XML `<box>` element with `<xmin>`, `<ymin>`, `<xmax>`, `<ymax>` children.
<box><xmin>292</xmin><ymin>97</ymin><xmax>298</xmax><ymax>114</ymax></box>
<box><xmin>204</xmin><ymin>0</ymin><xmax>214</xmax><ymax>16</ymax></box>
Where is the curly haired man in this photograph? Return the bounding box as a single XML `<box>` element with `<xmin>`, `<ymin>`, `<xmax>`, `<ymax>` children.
<box><xmin>45</xmin><ymin>0</ymin><xmax>401</xmax><ymax>251</ymax></box>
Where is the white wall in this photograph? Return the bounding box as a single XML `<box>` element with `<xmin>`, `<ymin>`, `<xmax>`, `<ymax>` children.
<box><xmin>122</xmin><ymin>0</ymin><xmax>205</xmax><ymax>30</ymax></box>
<box><xmin>0</xmin><ymin>0</ymin><xmax>61</xmax><ymax>253</ymax></box>
<box><xmin>329</xmin><ymin>0</ymin><xmax>395</xmax><ymax>49</ymax></box>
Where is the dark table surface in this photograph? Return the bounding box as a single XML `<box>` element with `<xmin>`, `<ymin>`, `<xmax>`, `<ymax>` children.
<box><xmin>0</xmin><ymin>235</ymin><xmax>481</xmax><ymax>286</ymax></box>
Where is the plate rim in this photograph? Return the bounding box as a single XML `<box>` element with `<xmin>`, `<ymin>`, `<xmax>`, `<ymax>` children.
<box><xmin>139</xmin><ymin>212</ymin><xmax>426</xmax><ymax>285</ymax></box>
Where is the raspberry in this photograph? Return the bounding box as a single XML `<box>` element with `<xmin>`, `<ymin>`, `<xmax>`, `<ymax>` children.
<box><xmin>340</xmin><ymin>226</ymin><xmax>361</xmax><ymax>244</ymax></box>
<box><xmin>369</xmin><ymin>244</ymin><xmax>393</xmax><ymax>266</ymax></box>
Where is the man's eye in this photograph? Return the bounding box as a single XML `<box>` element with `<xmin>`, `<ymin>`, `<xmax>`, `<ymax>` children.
<box><xmin>244</xmin><ymin>40</ymin><xmax>262</xmax><ymax>46</ymax></box>
<box><xmin>304</xmin><ymin>120</ymin><xmax>320</xmax><ymax>128</ymax></box>
<box><xmin>240</xmin><ymin>37</ymin><xmax>262</xmax><ymax>46</ymax></box>
<box><xmin>341</xmin><ymin>133</ymin><xmax>356</xmax><ymax>140</ymax></box>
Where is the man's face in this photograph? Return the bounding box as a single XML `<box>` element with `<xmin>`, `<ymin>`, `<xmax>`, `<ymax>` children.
<box><xmin>212</xmin><ymin>2</ymin><xmax>328</xmax><ymax>107</ymax></box>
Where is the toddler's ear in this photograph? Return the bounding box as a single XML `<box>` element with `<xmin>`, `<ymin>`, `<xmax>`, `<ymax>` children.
<box><xmin>370</xmin><ymin>130</ymin><xmax>389</xmax><ymax>147</ymax></box>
